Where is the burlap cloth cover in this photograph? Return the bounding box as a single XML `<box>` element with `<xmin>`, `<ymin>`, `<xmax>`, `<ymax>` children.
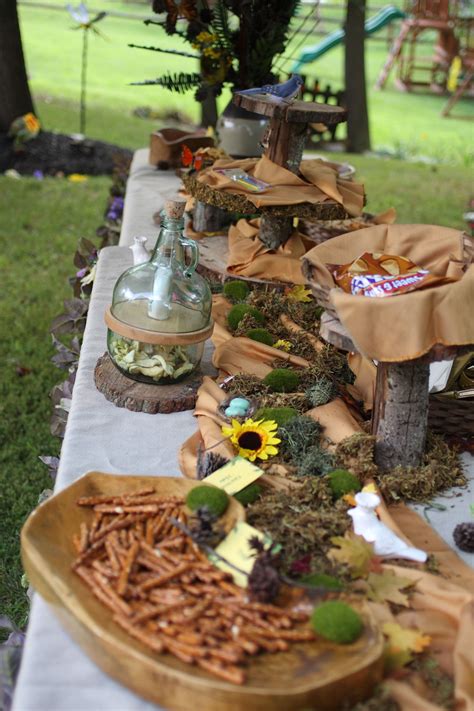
<box><xmin>196</xmin><ymin>155</ymin><xmax>365</xmax><ymax>215</ymax></box>
<box><xmin>302</xmin><ymin>224</ymin><xmax>474</xmax><ymax>362</ymax></box>
<box><xmin>227</xmin><ymin>218</ymin><xmax>314</xmax><ymax>284</ymax></box>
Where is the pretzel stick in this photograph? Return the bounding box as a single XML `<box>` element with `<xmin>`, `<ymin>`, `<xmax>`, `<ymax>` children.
<box><xmin>140</xmin><ymin>562</ymin><xmax>192</xmax><ymax>591</ymax></box>
<box><xmin>113</xmin><ymin>614</ymin><xmax>164</xmax><ymax>653</ymax></box>
<box><xmin>117</xmin><ymin>540</ymin><xmax>140</xmax><ymax>596</ymax></box>
<box><xmin>77</xmin><ymin>489</ymin><xmax>156</xmax><ymax>506</ymax></box>
<box><xmin>197</xmin><ymin>659</ymin><xmax>245</xmax><ymax>685</ymax></box>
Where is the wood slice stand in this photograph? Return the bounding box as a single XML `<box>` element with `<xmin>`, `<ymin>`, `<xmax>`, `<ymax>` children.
<box><xmin>94</xmin><ymin>352</ymin><xmax>217</xmax><ymax>414</ymax></box>
<box><xmin>319</xmin><ymin>312</ymin><xmax>463</xmax><ymax>471</ymax></box>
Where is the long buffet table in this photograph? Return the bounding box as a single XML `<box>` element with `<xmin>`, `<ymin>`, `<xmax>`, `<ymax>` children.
<box><xmin>12</xmin><ymin>150</ymin><xmax>473</xmax><ymax>711</ymax></box>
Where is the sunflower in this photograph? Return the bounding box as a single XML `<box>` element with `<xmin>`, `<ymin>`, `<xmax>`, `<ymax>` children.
<box><xmin>222</xmin><ymin>418</ymin><xmax>280</xmax><ymax>462</ymax></box>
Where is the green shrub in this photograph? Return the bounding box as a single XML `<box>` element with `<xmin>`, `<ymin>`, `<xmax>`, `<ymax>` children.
<box><xmin>306</xmin><ymin>377</ymin><xmax>336</xmax><ymax>407</ymax></box>
<box><xmin>254</xmin><ymin>407</ymin><xmax>298</xmax><ymax>427</ymax></box>
<box><xmin>245</xmin><ymin>328</ymin><xmax>274</xmax><ymax>346</ymax></box>
<box><xmin>311</xmin><ymin>601</ymin><xmax>363</xmax><ymax>644</ymax></box>
<box><xmin>298</xmin><ymin>446</ymin><xmax>335</xmax><ymax>477</ymax></box>
<box><xmin>186</xmin><ymin>485</ymin><xmax>229</xmax><ymax>517</ymax></box>
<box><xmin>227</xmin><ymin>304</ymin><xmax>265</xmax><ymax>331</ymax></box>
<box><xmin>233</xmin><ymin>482</ymin><xmax>262</xmax><ymax>506</ymax></box>
<box><xmin>279</xmin><ymin>415</ymin><xmax>322</xmax><ymax>464</ymax></box>
<box><xmin>223</xmin><ymin>280</ymin><xmax>250</xmax><ymax>302</ymax></box>
<box><xmin>263</xmin><ymin>368</ymin><xmax>300</xmax><ymax>393</ymax></box>
<box><xmin>327</xmin><ymin>469</ymin><xmax>361</xmax><ymax>499</ymax></box>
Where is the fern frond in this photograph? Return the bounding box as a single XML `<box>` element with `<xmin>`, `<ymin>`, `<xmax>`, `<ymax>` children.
<box><xmin>128</xmin><ymin>44</ymin><xmax>199</xmax><ymax>59</ymax></box>
<box><xmin>211</xmin><ymin>0</ymin><xmax>233</xmax><ymax>50</ymax></box>
<box><xmin>130</xmin><ymin>72</ymin><xmax>202</xmax><ymax>93</ymax></box>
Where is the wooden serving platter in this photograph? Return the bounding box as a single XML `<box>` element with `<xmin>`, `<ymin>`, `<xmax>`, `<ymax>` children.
<box><xmin>22</xmin><ymin>472</ymin><xmax>384</xmax><ymax>711</ymax></box>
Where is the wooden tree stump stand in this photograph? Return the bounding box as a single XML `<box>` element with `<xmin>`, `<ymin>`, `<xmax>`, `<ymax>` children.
<box><xmin>94</xmin><ymin>352</ymin><xmax>217</xmax><ymax>414</ymax></box>
<box><xmin>233</xmin><ymin>93</ymin><xmax>347</xmax><ymax>249</ymax></box>
<box><xmin>319</xmin><ymin>312</ymin><xmax>462</xmax><ymax>471</ymax></box>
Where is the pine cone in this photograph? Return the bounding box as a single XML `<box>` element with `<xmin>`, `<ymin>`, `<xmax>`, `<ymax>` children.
<box><xmin>453</xmin><ymin>522</ymin><xmax>474</xmax><ymax>553</ymax></box>
<box><xmin>196</xmin><ymin>448</ymin><xmax>228</xmax><ymax>480</ymax></box>
<box><xmin>248</xmin><ymin>559</ymin><xmax>280</xmax><ymax>603</ymax></box>
<box><xmin>189</xmin><ymin>506</ymin><xmax>223</xmax><ymax>547</ymax></box>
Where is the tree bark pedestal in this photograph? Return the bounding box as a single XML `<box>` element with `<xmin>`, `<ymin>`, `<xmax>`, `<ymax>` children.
<box><xmin>371</xmin><ymin>360</ymin><xmax>430</xmax><ymax>470</ymax></box>
<box><xmin>192</xmin><ymin>201</ymin><xmax>231</xmax><ymax>234</ymax></box>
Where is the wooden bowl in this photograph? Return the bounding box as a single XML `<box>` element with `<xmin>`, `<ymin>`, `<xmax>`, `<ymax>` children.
<box><xmin>22</xmin><ymin>471</ymin><xmax>384</xmax><ymax>711</ymax></box>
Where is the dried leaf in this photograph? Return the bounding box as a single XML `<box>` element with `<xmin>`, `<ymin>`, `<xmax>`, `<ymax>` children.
<box><xmin>366</xmin><ymin>570</ymin><xmax>415</xmax><ymax>606</ymax></box>
<box><xmin>383</xmin><ymin>622</ymin><xmax>431</xmax><ymax>671</ymax></box>
<box><xmin>328</xmin><ymin>533</ymin><xmax>379</xmax><ymax>578</ymax></box>
<box><xmin>285</xmin><ymin>285</ymin><xmax>313</xmax><ymax>303</ymax></box>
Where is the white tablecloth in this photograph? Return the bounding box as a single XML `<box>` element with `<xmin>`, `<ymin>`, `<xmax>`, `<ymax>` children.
<box><xmin>13</xmin><ymin>150</ymin><xmax>473</xmax><ymax>711</ymax></box>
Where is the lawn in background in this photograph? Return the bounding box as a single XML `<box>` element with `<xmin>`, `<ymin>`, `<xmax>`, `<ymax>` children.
<box><xmin>0</xmin><ymin>176</ymin><xmax>110</xmax><ymax>628</ymax></box>
<box><xmin>19</xmin><ymin>1</ymin><xmax>473</xmax><ymax>163</ymax></box>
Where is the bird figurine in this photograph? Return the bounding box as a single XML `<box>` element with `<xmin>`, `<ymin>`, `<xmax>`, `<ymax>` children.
<box><xmin>236</xmin><ymin>74</ymin><xmax>304</xmax><ymax>104</ymax></box>
<box><xmin>348</xmin><ymin>492</ymin><xmax>427</xmax><ymax>563</ymax></box>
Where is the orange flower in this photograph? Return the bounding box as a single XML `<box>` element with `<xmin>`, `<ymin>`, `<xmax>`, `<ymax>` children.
<box><xmin>24</xmin><ymin>113</ymin><xmax>40</xmax><ymax>134</ymax></box>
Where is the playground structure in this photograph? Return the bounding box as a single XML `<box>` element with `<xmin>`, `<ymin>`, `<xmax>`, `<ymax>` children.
<box><xmin>291</xmin><ymin>5</ymin><xmax>407</xmax><ymax>71</ymax></box>
<box><xmin>376</xmin><ymin>1</ymin><xmax>471</xmax><ymax>92</ymax></box>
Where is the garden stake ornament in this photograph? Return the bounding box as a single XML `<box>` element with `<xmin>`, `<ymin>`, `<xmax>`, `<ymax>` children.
<box><xmin>67</xmin><ymin>3</ymin><xmax>107</xmax><ymax>136</ymax></box>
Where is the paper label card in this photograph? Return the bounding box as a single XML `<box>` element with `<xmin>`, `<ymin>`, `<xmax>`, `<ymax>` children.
<box><xmin>204</xmin><ymin>456</ymin><xmax>263</xmax><ymax>495</ymax></box>
<box><xmin>210</xmin><ymin>521</ymin><xmax>270</xmax><ymax>588</ymax></box>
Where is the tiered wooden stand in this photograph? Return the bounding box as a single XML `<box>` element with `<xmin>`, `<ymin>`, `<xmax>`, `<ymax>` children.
<box><xmin>183</xmin><ymin>94</ymin><xmax>349</xmax><ymax>283</ymax></box>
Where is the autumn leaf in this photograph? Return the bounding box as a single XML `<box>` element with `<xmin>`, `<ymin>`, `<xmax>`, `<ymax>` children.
<box><xmin>366</xmin><ymin>570</ymin><xmax>416</xmax><ymax>606</ymax></box>
<box><xmin>383</xmin><ymin>622</ymin><xmax>431</xmax><ymax>671</ymax></box>
<box><xmin>328</xmin><ymin>533</ymin><xmax>380</xmax><ymax>578</ymax></box>
<box><xmin>285</xmin><ymin>285</ymin><xmax>313</xmax><ymax>303</ymax></box>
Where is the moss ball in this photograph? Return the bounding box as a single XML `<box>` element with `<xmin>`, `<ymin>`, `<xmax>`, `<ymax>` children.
<box><xmin>186</xmin><ymin>485</ymin><xmax>229</xmax><ymax>517</ymax></box>
<box><xmin>255</xmin><ymin>407</ymin><xmax>298</xmax><ymax>427</ymax></box>
<box><xmin>223</xmin><ymin>280</ymin><xmax>250</xmax><ymax>303</ymax></box>
<box><xmin>327</xmin><ymin>469</ymin><xmax>361</xmax><ymax>499</ymax></box>
<box><xmin>300</xmin><ymin>573</ymin><xmax>344</xmax><ymax>591</ymax></box>
<box><xmin>311</xmin><ymin>601</ymin><xmax>363</xmax><ymax>644</ymax></box>
<box><xmin>233</xmin><ymin>483</ymin><xmax>262</xmax><ymax>506</ymax></box>
<box><xmin>227</xmin><ymin>304</ymin><xmax>265</xmax><ymax>332</ymax></box>
<box><xmin>246</xmin><ymin>328</ymin><xmax>274</xmax><ymax>347</ymax></box>
<box><xmin>263</xmin><ymin>368</ymin><xmax>300</xmax><ymax>393</ymax></box>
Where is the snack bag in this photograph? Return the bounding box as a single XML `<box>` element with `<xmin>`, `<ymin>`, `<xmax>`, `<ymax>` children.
<box><xmin>330</xmin><ymin>252</ymin><xmax>454</xmax><ymax>298</ymax></box>
<box><xmin>214</xmin><ymin>168</ymin><xmax>270</xmax><ymax>193</ymax></box>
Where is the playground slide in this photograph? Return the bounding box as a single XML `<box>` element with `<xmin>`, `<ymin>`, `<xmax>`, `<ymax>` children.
<box><xmin>291</xmin><ymin>5</ymin><xmax>406</xmax><ymax>72</ymax></box>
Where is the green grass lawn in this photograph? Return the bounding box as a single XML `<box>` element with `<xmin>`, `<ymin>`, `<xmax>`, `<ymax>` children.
<box><xmin>19</xmin><ymin>2</ymin><xmax>473</xmax><ymax>162</ymax></box>
<box><xmin>0</xmin><ymin>175</ymin><xmax>109</xmax><ymax>628</ymax></box>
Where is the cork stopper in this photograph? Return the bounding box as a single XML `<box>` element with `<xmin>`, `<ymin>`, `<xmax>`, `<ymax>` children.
<box><xmin>164</xmin><ymin>197</ymin><xmax>186</xmax><ymax>219</ymax></box>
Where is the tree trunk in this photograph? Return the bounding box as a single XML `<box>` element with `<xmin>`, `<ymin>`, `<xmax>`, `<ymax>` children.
<box><xmin>0</xmin><ymin>0</ymin><xmax>35</xmax><ymax>132</ymax></box>
<box><xmin>344</xmin><ymin>0</ymin><xmax>371</xmax><ymax>153</ymax></box>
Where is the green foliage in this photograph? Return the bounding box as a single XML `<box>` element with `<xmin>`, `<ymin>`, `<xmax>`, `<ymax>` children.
<box><xmin>0</xmin><ymin>176</ymin><xmax>110</xmax><ymax>629</ymax></box>
<box><xmin>263</xmin><ymin>368</ymin><xmax>300</xmax><ymax>393</ymax></box>
<box><xmin>227</xmin><ymin>304</ymin><xmax>265</xmax><ymax>331</ymax></box>
<box><xmin>233</xmin><ymin>483</ymin><xmax>262</xmax><ymax>506</ymax></box>
<box><xmin>298</xmin><ymin>446</ymin><xmax>335</xmax><ymax>477</ymax></box>
<box><xmin>223</xmin><ymin>280</ymin><xmax>250</xmax><ymax>303</ymax></box>
<box><xmin>254</xmin><ymin>407</ymin><xmax>298</xmax><ymax>427</ymax></box>
<box><xmin>300</xmin><ymin>573</ymin><xmax>344</xmax><ymax>591</ymax></box>
<box><xmin>245</xmin><ymin>328</ymin><xmax>274</xmax><ymax>346</ymax></box>
<box><xmin>327</xmin><ymin>469</ymin><xmax>361</xmax><ymax>499</ymax></box>
<box><xmin>305</xmin><ymin>376</ymin><xmax>336</xmax><ymax>407</ymax></box>
<box><xmin>211</xmin><ymin>1</ymin><xmax>234</xmax><ymax>51</ymax></box>
<box><xmin>131</xmin><ymin>72</ymin><xmax>201</xmax><ymax>93</ymax></box>
<box><xmin>186</xmin><ymin>485</ymin><xmax>229</xmax><ymax>517</ymax></box>
<box><xmin>279</xmin><ymin>415</ymin><xmax>322</xmax><ymax>463</ymax></box>
<box><xmin>311</xmin><ymin>601</ymin><xmax>363</xmax><ymax>644</ymax></box>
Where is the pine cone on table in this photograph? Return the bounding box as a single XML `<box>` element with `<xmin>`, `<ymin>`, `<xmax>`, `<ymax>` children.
<box><xmin>453</xmin><ymin>522</ymin><xmax>474</xmax><ymax>553</ymax></box>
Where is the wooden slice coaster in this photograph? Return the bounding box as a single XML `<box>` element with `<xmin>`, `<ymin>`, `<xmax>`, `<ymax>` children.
<box><xmin>94</xmin><ymin>352</ymin><xmax>218</xmax><ymax>414</ymax></box>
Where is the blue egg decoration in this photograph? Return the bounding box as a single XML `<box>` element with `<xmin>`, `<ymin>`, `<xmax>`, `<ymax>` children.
<box><xmin>229</xmin><ymin>397</ymin><xmax>250</xmax><ymax>411</ymax></box>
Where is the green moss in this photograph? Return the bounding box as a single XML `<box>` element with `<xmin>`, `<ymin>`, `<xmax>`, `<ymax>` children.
<box><xmin>311</xmin><ymin>601</ymin><xmax>363</xmax><ymax>644</ymax></box>
<box><xmin>305</xmin><ymin>376</ymin><xmax>336</xmax><ymax>407</ymax></box>
<box><xmin>301</xmin><ymin>573</ymin><xmax>344</xmax><ymax>591</ymax></box>
<box><xmin>254</xmin><ymin>406</ymin><xmax>298</xmax><ymax>427</ymax></box>
<box><xmin>227</xmin><ymin>304</ymin><xmax>265</xmax><ymax>332</ymax></box>
<box><xmin>186</xmin><ymin>485</ymin><xmax>229</xmax><ymax>517</ymax></box>
<box><xmin>327</xmin><ymin>469</ymin><xmax>361</xmax><ymax>499</ymax></box>
<box><xmin>245</xmin><ymin>328</ymin><xmax>274</xmax><ymax>346</ymax></box>
<box><xmin>298</xmin><ymin>446</ymin><xmax>335</xmax><ymax>477</ymax></box>
<box><xmin>263</xmin><ymin>368</ymin><xmax>300</xmax><ymax>393</ymax></box>
<box><xmin>223</xmin><ymin>280</ymin><xmax>250</xmax><ymax>303</ymax></box>
<box><xmin>280</xmin><ymin>416</ymin><xmax>322</xmax><ymax>464</ymax></box>
<box><xmin>233</xmin><ymin>483</ymin><xmax>262</xmax><ymax>506</ymax></box>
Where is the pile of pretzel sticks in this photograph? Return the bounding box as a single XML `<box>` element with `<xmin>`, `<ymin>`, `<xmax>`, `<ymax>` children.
<box><xmin>72</xmin><ymin>487</ymin><xmax>315</xmax><ymax>685</ymax></box>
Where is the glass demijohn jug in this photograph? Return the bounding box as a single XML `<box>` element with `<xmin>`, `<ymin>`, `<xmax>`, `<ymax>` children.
<box><xmin>105</xmin><ymin>198</ymin><xmax>213</xmax><ymax>385</ymax></box>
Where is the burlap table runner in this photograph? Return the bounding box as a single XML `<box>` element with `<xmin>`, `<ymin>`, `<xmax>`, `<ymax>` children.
<box><xmin>303</xmin><ymin>224</ymin><xmax>474</xmax><ymax>362</ymax></box>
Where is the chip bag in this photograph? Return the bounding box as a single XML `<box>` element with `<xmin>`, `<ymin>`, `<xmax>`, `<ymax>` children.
<box><xmin>330</xmin><ymin>252</ymin><xmax>455</xmax><ymax>298</ymax></box>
